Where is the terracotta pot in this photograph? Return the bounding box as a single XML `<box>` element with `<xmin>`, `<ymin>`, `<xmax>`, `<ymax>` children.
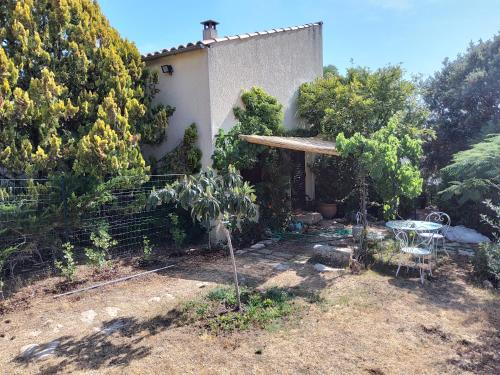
<box><xmin>318</xmin><ymin>202</ymin><xmax>337</xmax><ymax>219</ymax></box>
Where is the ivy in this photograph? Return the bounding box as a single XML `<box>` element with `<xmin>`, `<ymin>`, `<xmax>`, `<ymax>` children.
<box><xmin>159</xmin><ymin>123</ymin><xmax>202</xmax><ymax>174</ymax></box>
<box><xmin>212</xmin><ymin>87</ymin><xmax>284</xmax><ymax>171</ymax></box>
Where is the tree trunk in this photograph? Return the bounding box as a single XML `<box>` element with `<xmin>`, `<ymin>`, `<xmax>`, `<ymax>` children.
<box><xmin>357</xmin><ymin>170</ymin><xmax>369</xmax><ymax>261</ymax></box>
<box><xmin>222</xmin><ymin>225</ymin><xmax>242</xmax><ymax>310</ymax></box>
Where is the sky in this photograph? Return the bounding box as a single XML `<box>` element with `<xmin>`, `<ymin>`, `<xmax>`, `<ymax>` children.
<box><xmin>100</xmin><ymin>0</ymin><xmax>500</xmax><ymax>78</ymax></box>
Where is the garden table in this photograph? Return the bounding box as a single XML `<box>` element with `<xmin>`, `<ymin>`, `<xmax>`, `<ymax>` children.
<box><xmin>386</xmin><ymin>220</ymin><xmax>443</xmax><ymax>257</ymax></box>
<box><xmin>385</xmin><ymin>220</ymin><xmax>442</xmax><ymax>234</ymax></box>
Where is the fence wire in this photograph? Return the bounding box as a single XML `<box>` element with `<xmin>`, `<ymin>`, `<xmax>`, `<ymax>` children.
<box><xmin>0</xmin><ymin>174</ymin><xmax>180</xmax><ymax>289</ymax></box>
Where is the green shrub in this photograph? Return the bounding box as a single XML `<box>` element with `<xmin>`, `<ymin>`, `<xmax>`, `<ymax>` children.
<box><xmin>168</xmin><ymin>213</ymin><xmax>186</xmax><ymax>249</ymax></box>
<box><xmin>142</xmin><ymin>236</ymin><xmax>153</xmax><ymax>261</ymax></box>
<box><xmin>473</xmin><ymin>242</ymin><xmax>500</xmax><ymax>282</ymax></box>
<box><xmin>84</xmin><ymin>224</ymin><xmax>117</xmax><ymax>270</ymax></box>
<box><xmin>159</xmin><ymin>123</ymin><xmax>202</xmax><ymax>174</ymax></box>
<box><xmin>473</xmin><ymin>199</ymin><xmax>500</xmax><ymax>283</ymax></box>
<box><xmin>182</xmin><ymin>286</ymin><xmax>294</xmax><ymax>334</ymax></box>
<box><xmin>54</xmin><ymin>242</ymin><xmax>77</xmax><ymax>281</ymax></box>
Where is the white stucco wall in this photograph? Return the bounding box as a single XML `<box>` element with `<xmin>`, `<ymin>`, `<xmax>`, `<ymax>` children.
<box><xmin>142</xmin><ymin>49</ymin><xmax>213</xmax><ymax>167</ymax></box>
<box><xmin>206</xmin><ymin>25</ymin><xmax>323</xmax><ymax>157</ymax></box>
<box><xmin>143</xmin><ymin>24</ymin><xmax>323</xmax><ymax>169</ymax></box>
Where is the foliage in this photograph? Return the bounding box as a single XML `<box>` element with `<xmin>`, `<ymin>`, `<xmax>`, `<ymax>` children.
<box><xmin>298</xmin><ymin>65</ymin><xmax>426</xmax><ymax>138</ymax></box>
<box><xmin>212</xmin><ymin>87</ymin><xmax>284</xmax><ymax>171</ymax></box>
<box><xmin>150</xmin><ymin>166</ymin><xmax>257</xmax><ymax>231</ymax></box>
<box><xmin>168</xmin><ymin>213</ymin><xmax>186</xmax><ymax>249</ymax></box>
<box><xmin>473</xmin><ymin>200</ymin><xmax>500</xmax><ymax>283</ymax></box>
<box><xmin>438</xmin><ymin>135</ymin><xmax>500</xmax><ymax>229</ymax></box>
<box><xmin>180</xmin><ymin>286</ymin><xmax>294</xmax><ymax>334</ymax></box>
<box><xmin>142</xmin><ymin>236</ymin><xmax>153</xmax><ymax>261</ymax></box>
<box><xmin>54</xmin><ymin>242</ymin><xmax>77</xmax><ymax>282</ymax></box>
<box><xmin>424</xmin><ymin>33</ymin><xmax>500</xmax><ymax>172</ymax></box>
<box><xmin>149</xmin><ymin>166</ymin><xmax>257</xmax><ymax>309</ymax></box>
<box><xmin>0</xmin><ymin>0</ymin><xmax>169</xmax><ymax>179</ymax></box>
<box><xmin>256</xmin><ymin>150</ymin><xmax>292</xmax><ymax>230</ymax></box>
<box><xmin>84</xmin><ymin>224</ymin><xmax>116</xmax><ymax>270</ymax></box>
<box><xmin>159</xmin><ymin>123</ymin><xmax>202</xmax><ymax>174</ymax></box>
<box><xmin>336</xmin><ymin>114</ymin><xmax>424</xmax><ymax>220</ymax></box>
<box><xmin>439</xmin><ymin>135</ymin><xmax>500</xmax><ymax>205</ymax></box>
<box><xmin>309</xmin><ymin>155</ymin><xmax>357</xmax><ymax>204</ymax></box>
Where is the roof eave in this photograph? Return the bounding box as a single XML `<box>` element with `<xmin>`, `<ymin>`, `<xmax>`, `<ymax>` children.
<box><xmin>142</xmin><ymin>43</ymin><xmax>206</xmax><ymax>62</ymax></box>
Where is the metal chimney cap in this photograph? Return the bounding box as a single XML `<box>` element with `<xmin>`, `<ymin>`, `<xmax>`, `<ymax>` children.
<box><xmin>201</xmin><ymin>20</ymin><xmax>219</xmax><ymax>26</ymax></box>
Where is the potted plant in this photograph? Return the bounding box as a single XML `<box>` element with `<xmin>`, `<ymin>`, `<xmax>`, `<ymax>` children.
<box><xmin>310</xmin><ymin>155</ymin><xmax>356</xmax><ymax>219</ymax></box>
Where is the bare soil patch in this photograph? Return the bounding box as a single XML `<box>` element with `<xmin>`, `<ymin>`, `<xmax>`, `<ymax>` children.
<box><xmin>0</xmin><ymin>234</ymin><xmax>498</xmax><ymax>374</ymax></box>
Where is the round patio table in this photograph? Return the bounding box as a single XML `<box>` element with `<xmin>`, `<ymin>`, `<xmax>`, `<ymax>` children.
<box><xmin>385</xmin><ymin>220</ymin><xmax>442</xmax><ymax>233</ymax></box>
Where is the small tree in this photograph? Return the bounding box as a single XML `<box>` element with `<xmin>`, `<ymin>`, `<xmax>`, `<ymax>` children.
<box><xmin>149</xmin><ymin>166</ymin><xmax>256</xmax><ymax>309</ymax></box>
<box><xmin>336</xmin><ymin>114</ymin><xmax>423</xmax><ymax>261</ymax></box>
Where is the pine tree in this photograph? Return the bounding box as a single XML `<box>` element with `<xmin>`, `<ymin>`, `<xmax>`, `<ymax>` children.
<box><xmin>0</xmin><ymin>0</ymin><xmax>170</xmax><ymax>179</ymax></box>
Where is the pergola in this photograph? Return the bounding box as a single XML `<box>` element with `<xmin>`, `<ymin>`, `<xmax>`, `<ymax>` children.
<box><xmin>239</xmin><ymin>135</ymin><xmax>338</xmax><ymax>156</ymax></box>
<box><xmin>239</xmin><ymin>134</ymin><xmax>339</xmax><ymax>203</ymax></box>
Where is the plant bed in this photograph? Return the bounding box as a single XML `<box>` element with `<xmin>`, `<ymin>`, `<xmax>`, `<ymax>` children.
<box><xmin>179</xmin><ymin>286</ymin><xmax>297</xmax><ymax>334</ymax></box>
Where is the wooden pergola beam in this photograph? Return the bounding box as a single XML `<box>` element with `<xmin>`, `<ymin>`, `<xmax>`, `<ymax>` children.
<box><xmin>239</xmin><ymin>134</ymin><xmax>339</xmax><ymax>156</ymax></box>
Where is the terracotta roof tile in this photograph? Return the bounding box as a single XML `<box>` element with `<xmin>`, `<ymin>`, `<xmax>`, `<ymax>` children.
<box><xmin>142</xmin><ymin>21</ymin><xmax>322</xmax><ymax>60</ymax></box>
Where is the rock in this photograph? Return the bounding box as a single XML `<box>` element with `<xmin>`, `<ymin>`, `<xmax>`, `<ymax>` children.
<box><xmin>197</xmin><ymin>282</ymin><xmax>209</xmax><ymax>288</ymax></box>
<box><xmin>80</xmin><ymin>309</ymin><xmax>97</xmax><ymax>324</ymax></box>
<box><xmin>105</xmin><ymin>306</ymin><xmax>120</xmax><ymax>318</ymax></box>
<box><xmin>274</xmin><ymin>263</ymin><xmax>289</xmax><ymax>271</ymax></box>
<box><xmin>261</xmin><ymin>239</ymin><xmax>274</xmax><ymax>246</ymax></box>
<box><xmin>292</xmin><ymin>212</ymin><xmax>323</xmax><ymax>225</ymax></box>
<box><xmin>257</xmin><ymin>248</ymin><xmax>273</xmax><ymax>255</ymax></box>
<box><xmin>235</xmin><ymin>249</ymin><xmax>247</xmax><ymax>255</ymax></box>
<box><xmin>444</xmin><ymin>225</ymin><xmax>491</xmax><ymax>244</ymax></box>
<box><xmin>250</xmin><ymin>243</ymin><xmax>266</xmax><ymax>250</ymax></box>
<box><xmin>483</xmin><ymin>280</ymin><xmax>494</xmax><ymax>289</ymax></box>
<box><xmin>312</xmin><ymin>244</ymin><xmax>352</xmax><ymax>267</ymax></box>
<box><xmin>458</xmin><ymin>249</ymin><xmax>474</xmax><ymax>257</ymax></box>
<box><xmin>52</xmin><ymin>324</ymin><xmax>63</xmax><ymax>333</ymax></box>
<box><xmin>313</xmin><ymin>263</ymin><xmax>343</xmax><ymax>272</ymax></box>
<box><xmin>20</xmin><ymin>340</ymin><xmax>59</xmax><ymax>361</ymax></box>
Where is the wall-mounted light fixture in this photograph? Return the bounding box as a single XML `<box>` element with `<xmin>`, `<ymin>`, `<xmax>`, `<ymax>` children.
<box><xmin>161</xmin><ymin>64</ymin><xmax>174</xmax><ymax>75</ymax></box>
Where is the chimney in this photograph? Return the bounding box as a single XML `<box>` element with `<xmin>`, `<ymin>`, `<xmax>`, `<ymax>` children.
<box><xmin>201</xmin><ymin>20</ymin><xmax>219</xmax><ymax>40</ymax></box>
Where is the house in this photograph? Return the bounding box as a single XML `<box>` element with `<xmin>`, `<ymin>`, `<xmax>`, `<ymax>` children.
<box><xmin>141</xmin><ymin>20</ymin><xmax>324</xmax><ymax>175</ymax></box>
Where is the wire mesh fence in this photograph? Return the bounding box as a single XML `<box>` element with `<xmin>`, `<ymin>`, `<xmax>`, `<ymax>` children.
<box><xmin>0</xmin><ymin>174</ymin><xmax>181</xmax><ymax>291</ymax></box>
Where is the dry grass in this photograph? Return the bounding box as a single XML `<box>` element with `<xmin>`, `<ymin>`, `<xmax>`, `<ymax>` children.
<box><xmin>0</xmin><ymin>237</ymin><xmax>498</xmax><ymax>375</ymax></box>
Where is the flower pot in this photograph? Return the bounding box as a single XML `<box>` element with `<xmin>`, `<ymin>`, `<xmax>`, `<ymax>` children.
<box><xmin>318</xmin><ymin>202</ymin><xmax>337</xmax><ymax>219</ymax></box>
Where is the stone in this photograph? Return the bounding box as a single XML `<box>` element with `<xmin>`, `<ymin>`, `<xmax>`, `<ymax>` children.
<box><xmin>250</xmin><ymin>243</ymin><xmax>266</xmax><ymax>250</ymax></box>
<box><xmin>257</xmin><ymin>248</ymin><xmax>273</xmax><ymax>255</ymax></box>
<box><xmin>312</xmin><ymin>244</ymin><xmax>352</xmax><ymax>267</ymax></box>
<box><xmin>444</xmin><ymin>225</ymin><xmax>491</xmax><ymax>244</ymax></box>
<box><xmin>458</xmin><ymin>249</ymin><xmax>474</xmax><ymax>257</ymax></box>
<box><xmin>272</xmin><ymin>251</ymin><xmax>295</xmax><ymax>259</ymax></box>
<box><xmin>80</xmin><ymin>309</ymin><xmax>97</xmax><ymax>324</ymax></box>
<box><xmin>261</xmin><ymin>239</ymin><xmax>274</xmax><ymax>246</ymax></box>
<box><xmin>314</xmin><ymin>263</ymin><xmax>343</xmax><ymax>272</ymax></box>
<box><xmin>105</xmin><ymin>306</ymin><xmax>120</xmax><ymax>318</ymax></box>
<box><xmin>274</xmin><ymin>263</ymin><xmax>289</xmax><ymax>271</ymax></box>
<box><xmin>20</xmin><ymin>340</ymin><xmax>59</xmax><ymax>361</ymax></box>
<box><xmin>235</xmin><ymin>249</ymin><xmax>247</xmax><ymax>255</ymax></box>
<box><xmin>483</xmin><ymin>280</ymin><xmax>494</xmax><ymax>289</ymax></box>
<box><xmin>292</xmin><ymin>212</ymin><xmax>323</xmax><ymax>225</ymax></box>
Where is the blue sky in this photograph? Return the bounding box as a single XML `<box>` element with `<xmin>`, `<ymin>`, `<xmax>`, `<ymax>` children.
<box><xmin>101</xmin><ymin>0</ymin><xmax>499</xmax><ymax>78</ymax></box>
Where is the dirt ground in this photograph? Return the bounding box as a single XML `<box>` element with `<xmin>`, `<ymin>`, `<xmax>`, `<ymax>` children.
<box><xmin>0</xmin><ymin>228</ymin><xmax>498</xmax><ymax>375</ymax></box>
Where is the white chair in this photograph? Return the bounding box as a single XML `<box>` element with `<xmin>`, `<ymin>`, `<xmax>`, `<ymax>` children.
<box><xmin>419</xmin><ymin>212</ymin><xmax>451</xmax><ymax>258</ymax></box>
<box><xmin>395</xmin><ymin>230</ymin><xmax>434</xmax><ymax>285</ymax></box>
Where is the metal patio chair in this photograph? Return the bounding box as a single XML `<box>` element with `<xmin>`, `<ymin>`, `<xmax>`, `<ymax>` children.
<box><xmin>419</xmin><ymin>211</ymin><xmax>451</xmax><ymax>259</ymax></box>
<box><xmin>395</xmin><ymin>230</ymin><xmax>434</xmax><ymax>285</ymax></box>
